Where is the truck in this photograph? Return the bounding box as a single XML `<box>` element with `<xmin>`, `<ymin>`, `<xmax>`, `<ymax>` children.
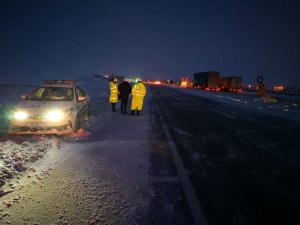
<box><xmin>220</xmin><ymin>76</ymin><xmax>242</xmax><ymax>92</ymax></box>
<box><xmin>193</xmin><ymin>71</ymin><xmax>220</xmax><ymax>91</ymax></box>
<box><xmin>180</xmin><ymin>77</ymin><xmax>193</xmax><ymax>88</ymax></box>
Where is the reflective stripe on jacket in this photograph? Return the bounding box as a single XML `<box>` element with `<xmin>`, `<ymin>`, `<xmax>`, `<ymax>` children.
<box><xmin>131</xmin><ymin>83</ymin><xmax>146</xmax><ymax>110</ymax></box>
<box><xmin>109</xmin><ymin>81</ymin><xmax>118</xmax><ymax>103</ymax></box>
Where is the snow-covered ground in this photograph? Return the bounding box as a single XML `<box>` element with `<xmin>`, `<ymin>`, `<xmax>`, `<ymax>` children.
<box><xmin>172</xmin><ymin>86</ymin><xmax>300</xmax><ymax>122</ymax></box>
<box><xmin>0</xmin><ymin>77</ymin><xmax>154</xmax><ymax>224</ymax></box>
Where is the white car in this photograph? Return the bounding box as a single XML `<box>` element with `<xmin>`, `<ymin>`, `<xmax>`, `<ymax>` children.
<box><xmin>9</xmin><ymin>80</ymin><xmax>90</xmax><ymax>135</ymax></box>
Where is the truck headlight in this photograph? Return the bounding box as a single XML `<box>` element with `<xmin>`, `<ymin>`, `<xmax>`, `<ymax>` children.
<box><xmin>46</xmin><ymin>110</ymin><xmax>64</xmax><ymax>122</ymax></box>
<box><xmin>13</xmin><ymin>111</ymin><xmax>28</xmax><ymax>120</ymax></box>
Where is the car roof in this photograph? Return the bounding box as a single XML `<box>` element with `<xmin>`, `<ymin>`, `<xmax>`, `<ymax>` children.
<box><xmin>41</xmin><ymin>84</ymin><xmax>74</xmax><ymax>88</ymax></box>
<box><xmin>41</xmin><ymin>80</ymin><xmax>76</xmax><ymax>88</ymax></box>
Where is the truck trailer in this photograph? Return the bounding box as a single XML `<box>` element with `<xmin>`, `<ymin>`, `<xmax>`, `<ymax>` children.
<box><xmin>220</xmin><ymin>76</ymin><xmax>242</xmax><ymax>92</ymax></box>
<box><xmin>194</xmin><ymin>71</ymin><xmax>220</xmax><ymax>91</ymax></box>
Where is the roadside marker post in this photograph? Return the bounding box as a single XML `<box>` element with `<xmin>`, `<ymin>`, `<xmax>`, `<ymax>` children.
<box><xmin>256</xmin><ymin>75</ymin><xmax>277</xmax><ymax>102</ymax></box>
<box><xmin>256</xmin><ymin>76</ymin><xmax>266</xmax><ymax>97</ymax></box>
<box><xmin>257</xmin><ymin>83</ymin><xmax>266</xmax><ymax>97</ymax></box>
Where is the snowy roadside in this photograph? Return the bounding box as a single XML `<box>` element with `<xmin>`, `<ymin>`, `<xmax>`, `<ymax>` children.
<box><xmin>0</xmin><ymin>77</ymin><xmax>104</xmax><ymax>189</ymax></box>
<box><xmin>0</xmin><ymin>78</ymin><xmax>155</xmax><ymax>225</ymax></box>
<box><xmin>0</xmin><ymin>84</ymin><xmax>61</xmax><ymax>191</ymax></box>
<box><xmin>0</xmin><ymin>136</ymin><xmax>61</xmax><ymax>187</ymax></box>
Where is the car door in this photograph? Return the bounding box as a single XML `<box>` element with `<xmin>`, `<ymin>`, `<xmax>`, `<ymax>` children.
<box><xmin>75</xmin><ymin>86</ymin><xmax>89</xmax><ymax>119</ymax></box>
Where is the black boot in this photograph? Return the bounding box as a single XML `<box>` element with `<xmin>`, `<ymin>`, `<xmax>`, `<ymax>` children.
<box><xmin>112</xmin><ymin>103</ymin><xmax>117</xmax><ymax>112</ymax></box>
<box><xmin>120</xmin><ymin>101</ymin><xmax>124</xmax><ymax>113</ymax></box>
<box><xmin>131</xmin><ymin>110</ymin><xmax>135</xmax><ymax>115</ymax></box>
<box><xmin>137</xmin><ymin>110</ymin><xmax>140</xmax><ymax>116</ymax></box>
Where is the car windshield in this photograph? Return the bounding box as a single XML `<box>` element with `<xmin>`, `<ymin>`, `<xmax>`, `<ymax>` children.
<box><xmin>27</xmin><ymin>87</ymin><xmax>74</xmax><ymax>101</ymax></box>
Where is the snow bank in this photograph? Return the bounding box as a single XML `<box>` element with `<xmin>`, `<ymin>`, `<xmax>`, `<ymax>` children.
<box><xmin>0</xmin><ymin>136</ymin><xmax>61</xmax><ymax>188</ymax></box>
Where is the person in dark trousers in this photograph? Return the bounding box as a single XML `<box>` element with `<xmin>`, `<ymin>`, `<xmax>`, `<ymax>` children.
<box><xmin>118</xmin><ymin>78</ymin><xmax>132</xmax><ymax>114</ymax></box>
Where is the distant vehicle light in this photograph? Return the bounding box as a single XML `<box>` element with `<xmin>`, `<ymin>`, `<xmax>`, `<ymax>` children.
<box><xmin>181</xmin><ymin>81</ymin><xmax>188</xmax><ymax>88</ymax></box>
<box><xmin>274</xmin><ymin>86</ymin><xmax>284</xmax><ymax>91</ymax></box>
<box><xmin>205</xmin><ymin>87</ymin><xmax>209</xmax><ymax>91</ymax></box>
<box><xmin>45</xmin><ymin>110</ymin><xmax>64</xmax><ymax>122</ymax></box>
<box><xmin>13</xmin><ymin>111</ymin><xmax>28</xmax><ymax>120</ymax></box>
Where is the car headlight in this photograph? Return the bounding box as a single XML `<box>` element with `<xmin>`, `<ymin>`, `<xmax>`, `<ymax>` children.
<box><xmin>13</xmin><ymin>111</ymin><xmax>28</xmax><ymax>120</ymax></box>
<box><xmin>46</xmin><ymin>110</ymin><xmax>64</xmax><ymax>122</ymax></box>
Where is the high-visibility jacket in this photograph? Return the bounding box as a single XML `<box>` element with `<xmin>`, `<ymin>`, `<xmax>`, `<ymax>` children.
<box><xmin>109</xmin><ymin>81</ymin><xmax>118</xmax><ymax>103</ymax></box>
<box><xmin>131</xmin><ymin>82</ymin><xmax>146</xmax><ymax>110</ymax></box>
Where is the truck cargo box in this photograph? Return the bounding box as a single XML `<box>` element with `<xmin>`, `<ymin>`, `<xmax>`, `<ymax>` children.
<box><xmin>194</xmin><ymin>71</ymin><xmax>220</xmax><ymax>90</ymax></box>
<box><xmin>220</xmin><ymin>76</ymin><xmax>242</xmax><ymax>92</ymax></box>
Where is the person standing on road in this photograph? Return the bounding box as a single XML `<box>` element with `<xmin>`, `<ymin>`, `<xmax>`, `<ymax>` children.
<box><xmin>131</xmin><ymin>80</ymin><xmax>146</xmax><ymax>116</ymax></box>
<box><xmin>109</xmin><ymin>78</ymin><xmax>119</xmax><ymax>112</ymax></box>
<box><xmin>118</xmin><ymin>78</ymin><xmax>132</xmax><ymax>114</ymax></box>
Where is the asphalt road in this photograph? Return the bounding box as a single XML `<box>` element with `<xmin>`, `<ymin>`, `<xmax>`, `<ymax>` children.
<box><xmin>151</xmin><ymin>85</ymin><xmax>300</xmax><ymax>225</ymax></box>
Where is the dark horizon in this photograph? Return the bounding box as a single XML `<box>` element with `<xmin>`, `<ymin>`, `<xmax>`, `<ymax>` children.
<box><xmin>0</xmin><ymin>0</ymin><xmax>299</xmax><ymax>87</ymax></box>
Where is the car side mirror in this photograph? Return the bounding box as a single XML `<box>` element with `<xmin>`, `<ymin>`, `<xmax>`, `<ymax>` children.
<box><xmin>78</xmin><ymin>96</ymin><xmax>86</xmax><ymax>101</ymax></box>
<box><xmin>20</xmin><ymin>94</ymin><xmax>26</xmax><ymax>100</ymax></box>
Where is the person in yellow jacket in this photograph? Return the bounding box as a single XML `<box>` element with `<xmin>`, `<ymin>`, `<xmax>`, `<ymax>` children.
<box><xmin>109</xmin><ymin>78</ymin><xmax>119</xmax><ymax>112</ymax></box>
<box><xmin>131</xmin><ymin>80</ymin><xmax>146</xmax><ymax>116</ymax></box>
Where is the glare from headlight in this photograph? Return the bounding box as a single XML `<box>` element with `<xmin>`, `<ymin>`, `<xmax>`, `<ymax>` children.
<box><xmin>14</xmin><ymin>111</ymin><xmax>28</xmax><ymax>120</ymax></box>
<box><xmin>46</xmin><ymin>110</ymin><xmax>64</xmax><ymax>122</ymax></box>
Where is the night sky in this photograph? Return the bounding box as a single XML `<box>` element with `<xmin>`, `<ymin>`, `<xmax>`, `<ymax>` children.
<box><xmin>0</xmin><ymin>0</ymin><xmax>299</xmax><ymax>86</ymax></box>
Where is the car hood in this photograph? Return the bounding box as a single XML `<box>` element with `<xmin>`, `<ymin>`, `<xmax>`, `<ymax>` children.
<box><xmin>14</xmin><ymin>100</ymin><xmax>74</xmax><ymax>113</ymax></box>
